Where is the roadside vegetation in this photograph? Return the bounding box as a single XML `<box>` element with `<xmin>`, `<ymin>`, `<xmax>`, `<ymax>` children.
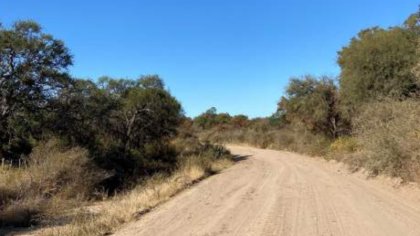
<box><xmin>0</xmin><ymin>21</ymin><xmax>232</xmax><ymax>234</ymax></box>
<box><xmin>0</xmin><ymin>8</ymin><xmax>419</xmax><ymax>235</ymax></box>
<box><xmin>193</xmin><ymin>11</ymin><xmax>420</xmax><ymax>183</ymax></box>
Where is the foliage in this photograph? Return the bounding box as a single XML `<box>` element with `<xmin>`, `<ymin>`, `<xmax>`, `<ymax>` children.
<box><xmin>0</xmin><ymin>135</ymin><xmax>232</xmax><ymax>230</ymax></box>
<box><xmin>231</xmin><ymin>115</ymin><xmax>249</xmax><ymax>128</ymax></box>
<box><xmin>349</xmin><ymin>99</ymin><xmax>420</xmax><ymax>181</ymax></box>
<box><xmin>52</xmin><ymin>76</ymin><xmax>183</xmax><ymax>190</ymax></box>
<box><xmin>279</xmin><ymin>75</ymin><xmax>341</xmax><ymax>138</ymax></box>
<box><xmin>338</xmin><ymin>16</ymin><xmax>419</xmax><ymax>116</ymax></box>
<box><xmin>327</xmin><ymin>136</ymin><xmax>358</xmax><ymax>161</ymax></box>
<box><xmin>0</xmin><ymin>21</ymin><xmax>72</xmax><ymax>160</ymax></box>
<box><xmin>138</xmin><ymin>74</ymin><xmax>165</xmax><ymax>89</ymax></box>
<box><xmin>413</xmin><ymin>37</ymin><xmax>420</xmax><ymax>83</ymax></box>
<box><xmin>199</xmin><ymin>123</ymin><xmax>331</xmax><ymax>156</ymax></box>
<box><xmin>193</xmin><ymin>107</ymin><xmax>233</xmax><ymax>129</ymax></box>
<box><xmin>36</xmin><ymin>137</ymin><xmax>231</xmax><ymax>236</ymax></box>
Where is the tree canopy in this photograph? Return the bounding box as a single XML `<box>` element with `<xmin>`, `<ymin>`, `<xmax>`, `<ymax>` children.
<box><xmin>0</xmin><ymin>20</ymin><xmax>183</xmax><ymax>185</ymax></box>
<box><xmin>338</xmin><ymin>14</ymin><xmax>419</xmax><ymax>113</ymax></box>
<box><xmin>0</xmin><ymin>20</ymin><xmax>73</xmax><ymax>159</ymax></box>
<box><xmin>279</xmin><ymin>75</ymin><xmax>340</xmax><ymax>138</ymax></box>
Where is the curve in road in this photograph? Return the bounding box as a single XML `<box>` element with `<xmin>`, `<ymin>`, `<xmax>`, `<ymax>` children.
<box><xmin>115</xmin><ymin>145</ymin><xmax>420</xmax><ymax>236</ymax></box>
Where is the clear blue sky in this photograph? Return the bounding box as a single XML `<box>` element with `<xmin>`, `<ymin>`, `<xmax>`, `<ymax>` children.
<box><xmin>1</xmin><ymin>1</ymin><xmax>418</xmax><ymax>117</ymax></box>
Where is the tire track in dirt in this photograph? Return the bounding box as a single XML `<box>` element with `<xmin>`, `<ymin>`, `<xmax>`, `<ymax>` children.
<box><xmin>114</xmin><ymin>145</ymin><xmax>420</xmax><ymax>236</ymax></box>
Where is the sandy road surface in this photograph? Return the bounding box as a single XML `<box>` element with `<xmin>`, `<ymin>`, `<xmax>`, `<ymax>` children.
<box><xmin>115</xmin><ymin>145</ymin><xmax>420</xmax><ymax>236</ymax></box>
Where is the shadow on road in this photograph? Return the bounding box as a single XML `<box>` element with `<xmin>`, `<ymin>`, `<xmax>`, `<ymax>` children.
<box><xmin>232</xmin><ymin>155</ymin><xmax>251</xmax><ymax>163</ymax></box>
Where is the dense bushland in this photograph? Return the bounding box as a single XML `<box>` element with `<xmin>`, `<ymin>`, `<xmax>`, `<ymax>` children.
<box><xmin>0</xmin><ymin>8</ymin><xmax>419</xmax><ymax>234</ymax></box>
<box><xmin>0</xmin><ymin>20</ymin><xmax>233</xmax><ymax>232</ymax></box>
<box><xmin>338</xmin><ymin>19</ymin><xmax>419</xmax><ymax>124</ymax></box>
<box><xmin>350</xmin><ymin>100</ymin><xmax>420</xmax><ymax>181</ymax></box>
<box><xmin>0</xmin><ymin>21</ymin><xmax>73</xmax><ymax>161</ymax></box>
<box><xmin>0</xmin><ymin>21</ymin><xmax>186</xmax><ymax>182</ymax></box>
<box><xmin>0</xmin><ymin>135</ymin><xmax>232</xmax><ymax>233</ymax></box>
<box><xmin>195</xmin><ymin>110</ymin><xmax>332</xmax><ymax>156</ymax></box>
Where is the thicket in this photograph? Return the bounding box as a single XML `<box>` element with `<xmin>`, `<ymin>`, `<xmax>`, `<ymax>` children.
<box><xmin>0</xmin><ymin>20</ymin><xmax>185</xmax><ymax>187</ymax></box>
<box><xmin>0</xmin><ymin>20</ymin><xmax>233</xmax><ymax>231</ymax></box>
<box><xmin>350</xmin><ymin>99</ymin><xmax>420</xmax><ymax>181</ymax></box>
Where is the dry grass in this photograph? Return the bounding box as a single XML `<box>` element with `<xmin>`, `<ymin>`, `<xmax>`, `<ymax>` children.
<box><xmin>37</xmin><ymin>155</ymin><xmax>232</xmax><ymax>236</ymax></box>
<box><xmin>0</xmin><ymin>135</ymin><xmax>233</xmax><ymax>235</ymax></box>
<box><xmin>0</xmin><ymin>140</ymin><xmax>103</xmax><ymax>227</ymax></box>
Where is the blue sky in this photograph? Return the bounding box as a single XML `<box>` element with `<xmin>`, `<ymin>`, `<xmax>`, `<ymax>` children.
<box><xmin>1</xmin><ymin>1</ymin><xmax>418</xmax><ymax>117</ymax></box>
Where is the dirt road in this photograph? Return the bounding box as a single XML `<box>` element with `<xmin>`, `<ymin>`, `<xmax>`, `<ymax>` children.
<box><xmin>115</xmin><ymin>145</ymin><xmax>420</xmax><ymax>236</ymax></box>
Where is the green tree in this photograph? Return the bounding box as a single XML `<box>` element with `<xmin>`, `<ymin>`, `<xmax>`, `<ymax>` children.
<box><xmin>0</xmin><ymin>21</ymin><xmax>72</xmax><ymax>159</ymax></box>
<box><xmin>194</xmin><ymin>107</ymin><xmax>217</xmax><ymax>129</ymax></box>
<box><xmin>97</xmin><ymin>76</ymin><xmax>137</xmax><ymax>96</ymax></box>
<box><xmin>338</xmin><ymin>14</ymin><xmax>419</xmax><ymax>115</ymax></box>
<box><xmin>279</xmin><ymin>75</ymin><xmax>340</xmax><ymax>138</ymax></box>
<box><xmin>214</xmin><ymin>113</ymin><xmax>231</xmax><ymax>126</ymax></box>
<box><xmin>115</xmin><ymin>85</ymin><xmax>182</xmax><ymax>151</ymax></box>
<box><xmin>54</xmin><ymin>76</ymin><xmax>182</xmax><ymax>186</ymax></box>
<box><xmin>51</xmin><ymin>79</ymin><xmax>118</xmax><ymax>147</ymax></box>
<box><xmin>205</xmin><ymin>107</ymin><xmax>217</xmax><ymax>115</ymax></box>
<box><xmin>193</xmin><ymin>107</ymin><xmax>233</xmax><ymax>129</ymax></box>
<box><xmin>138</xmin><ymin>74</ymin><xmax>165</xmax><ymax>90</ymax></box>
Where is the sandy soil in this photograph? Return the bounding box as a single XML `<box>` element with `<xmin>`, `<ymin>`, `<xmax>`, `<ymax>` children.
<box><xmin>114</xmin><ymin>145</ymin><xmax>420</xmax><ymax>236</ymax></box>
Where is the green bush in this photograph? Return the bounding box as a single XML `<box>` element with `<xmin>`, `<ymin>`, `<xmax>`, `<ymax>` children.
<box><xmin>0</xmin><ymin>21</ymin><xmax>73</xmax><ymax>160</ymax></box>
<box><xmin>338</xmin><ymin>15</ymin><xmax>419</xmax><ymax>118</ymax></box>
<box><xmin>279</xmin><ymin>75</ymin><xmax>343</xmax><ymax>138</ymax></box>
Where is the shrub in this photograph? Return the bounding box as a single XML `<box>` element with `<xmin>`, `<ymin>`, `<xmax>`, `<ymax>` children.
<box><xmin>279</xmin><ymin>75</ymin><xmax>342</xmax><ymax>138</ymax></box>
<box><xmin>53</xmin><ymin>76</ymin><xmax>183</xmax><ymax>191</ymax></box>
<box><xmin>327</xmin><ymin>136</ymin><xmax>358</xmax><ymax>160</ymax></box>
<box><xmin>31</xmin><ymin>136</ymin><xmax>232</xmax><ymax>236</ymax></box>
<box><xmin>338</xmin><ymin>15</ymin><xmax>419</xmax><ymax>118</ymax></box>
<box><xmin>0</xmin><ymin>140</ymin><xmax>105</xmax><ymax>227</ymax></box>
<box><xmin>199</xmin><ymin>124</ymin><xmax>331</xmax><ymax>156</ymax></box>
<box><xmin>0</xmin><ymin>21</ymin><xmax>73</xmax><ymax>160</ymax></box>
<box><xmin>350</xmin><ymin>99</ymin><xmax>420</xmax><ymax>181</ymax></box>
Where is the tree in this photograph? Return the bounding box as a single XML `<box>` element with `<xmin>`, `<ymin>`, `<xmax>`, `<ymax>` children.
<box><xmin>51</xmin><ymin>79</ymin><xmax>118</xmax><ymax>147</ymax></box>
<box><xmin>138</xmin><ymin>75</ymin><xmax>165</xmax><ymax>90</ymax></box>
<box><xmin>114</xmin><ymin>85</ymin><xmax>182</xmax><ymax>151</ymax></box>
<box><xmin>0</xmin><ymin>21</ymin><xmax>72</xmax><ymax>159</ymax></box>
<box><xmin>214</xmin><ymin>113</ymin><xmax>231</xmax><ymax>126</ymax></box>
<box><xmin>338</xmin><ymin>14</ymin><xmax>419</xmax><ymax>114</ymax></box>
<box><xmin>97</xmin><ymin>76</ymin><xmax>136</xmax><ymax>96</ymax></box>
<box><xmin>193</xmin><ymin>107</ymin><xmax>234</xmax><ymax>129</ymax></box>
<box><xmin>205</xmin><ymin>107</ymin><xmax>217</xmax><ymax>115</ymax></box>
<box><xmin>279</xmin><ymin>75</ymin><xmax>340</xmax><ymax>138</ymax></box>
<box><xmin>53</xmin><ymin>76</ymin><xmax>182</xmax><ymax>184</ymax></box>
<box><xmin>231</xmin><ymin>115</ymin><xmax>249</xmax><ymax>128</ymax></box>
<box><xmin>194</xmin><ymin>107</ymin><xmax>217</xmax><ymax>129</ymax></box>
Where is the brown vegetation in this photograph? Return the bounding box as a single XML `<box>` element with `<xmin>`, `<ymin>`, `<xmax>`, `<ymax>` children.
<box><xmin>0</xmin><ymin>136</ymin><xmax>232</xmax><ymax>235</ymax></box>
<box><xmin>348</xmin><ymin>99</ymin><xmax>420</xmax><ymax>182</ymax></box>
<box><xmin>0</xmin><ymin>140</ymin><xmax>102</xmax><ymax>228</ymax></box>
<box><xmin>199</xmin><ymin>124</ymin><xmax>331</xmax><ymax>156</ymax></box>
